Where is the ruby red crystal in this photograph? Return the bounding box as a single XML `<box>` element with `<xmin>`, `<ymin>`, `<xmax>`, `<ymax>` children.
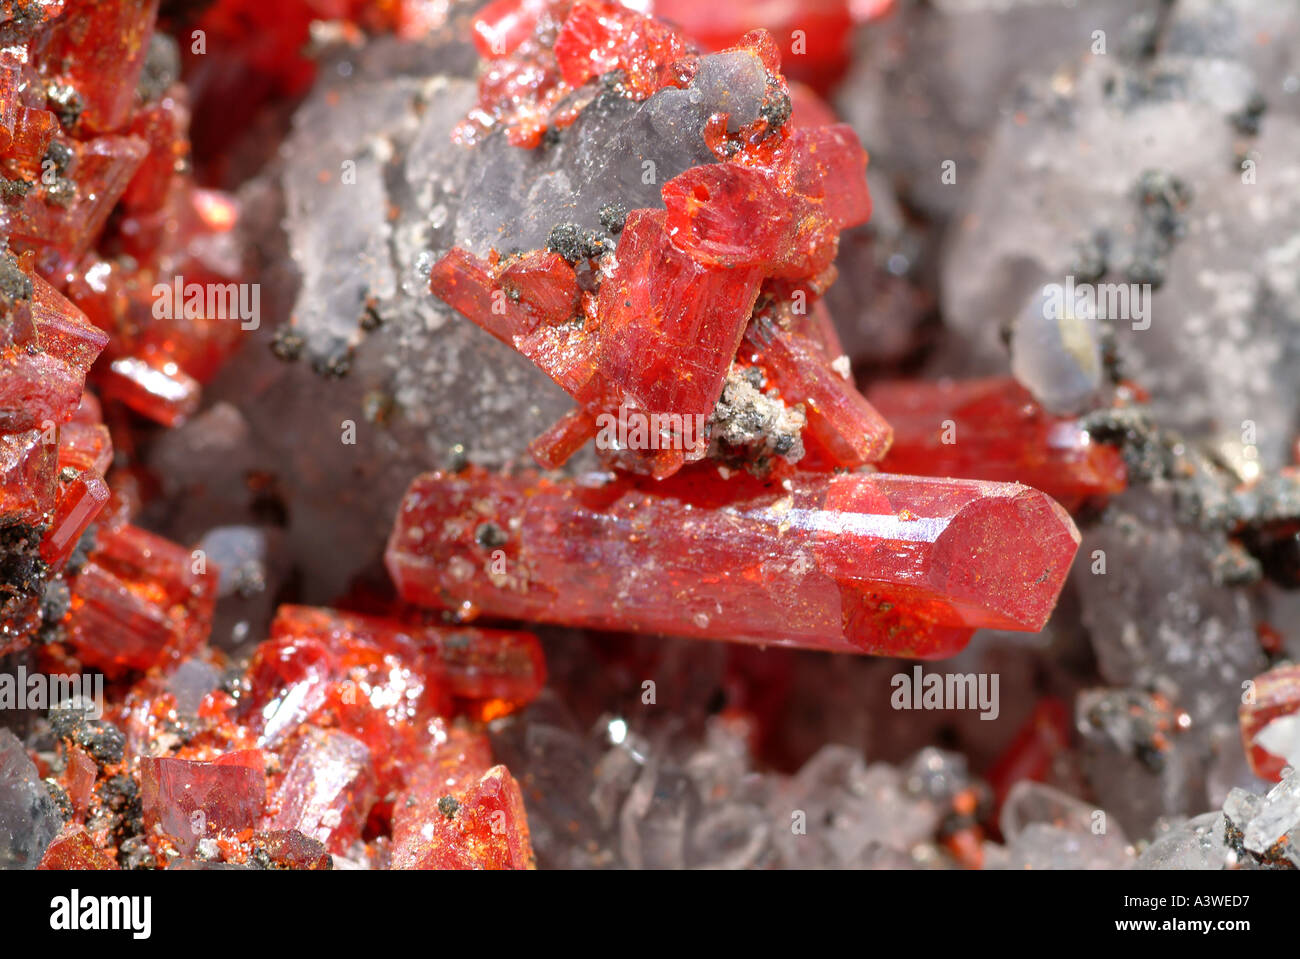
<box><xmin>653</xmin><ymin>0</ymin><xmax>855</xmax><ymax>93</ymax></box>
<box><xmin>744</xmin><ymin>318</ymin><xmax>891</xmax><ymax>467</ymax></box>
<box><xmin>140</xmin><ymin>750</ymin><xmax>267</xmax><ymax>856</ymax></box>
<box><xmin>0</xmin><ymin>429</ymin><xmax>56</xmax><ymax>526</ymax></box>
<box><xmin>553</xmin><ymin>0</ymin><xmax>687</xmax><ymax>98</ymax></box>
<box><xmin>240</xmin><ymin>605</ymin><xmax>543</xmax><ymax>796</ymax></box>
<box><xmin>387</xmin><ymin>466</ymin><xmax>1081</xmax><ymax>658</ymax></box>
<box><xmin>267</xmin><ymin>728</ymin><xmax>376</xmax><ymax>855</ymax></box>
<box><xmin>1239</xmin><ymin>663</ymin><xmax>1300</xmax><ymax>782</ymax></box>
<box><xmin>64</xmin><ymin>523</ymin><xmax>218</xmax><ymax>676</ymax></box>
<box><xmin>38</xmin><ymin>825</ymin><xmax>119</xmax><ymax>870</ymax></box>
<box><xmin>44</xmin><ymin>0</ymin><xmax>161</xmax><ymax>135</ymax></box>
<box><xmin>392</xmin><ymin>757</ymin><xmax>535</xmax><ymax>870</ymax></box>
<box><xmin>867</xmin><ymin>377</ymin><xmax>1128</xmax><ymax>511</ymax></box>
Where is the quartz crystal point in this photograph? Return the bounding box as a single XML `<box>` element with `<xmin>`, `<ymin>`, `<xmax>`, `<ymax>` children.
<box><xmin>387</xmin><ymin>466</ymin><xmax>1081</xmax><ymax>657</ymax></box>
<box><xmin>868</xmin><ymin>377</ymin><xmax>1127</xmax><ymax>512</ymax></box>
<box><xmin>0</xmin><ymin>728</ymin><xmax>62</xmax><ymax>868</ymax></box>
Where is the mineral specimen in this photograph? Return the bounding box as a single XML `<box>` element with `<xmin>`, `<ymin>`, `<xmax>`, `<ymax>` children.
<box><xmin>430</xmin><ymin>4</ymin><xmax>880</xmax><ymax>476</ymax></box>
<box><xmin>0</xmin><ymin>0</ymin><xmax>1291</xmax><ymax>882</ymax></box>
<box><xmin>388</xmin><ymin>465</ymin><xmax>1080</xmax><ymax>657</ymax></box>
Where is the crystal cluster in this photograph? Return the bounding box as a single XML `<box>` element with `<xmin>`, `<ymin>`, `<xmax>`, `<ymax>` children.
<box><xmin>1</xmin><ymin>0</ymin><xmax>1298</xmax><ymax>876</ymax></box>
<box><xmin>403</xmin><ymin>0</ymin><xmax>1082</xmax><ymax>663</ymax></box>
<box><xmin>0</xmin><ymin>0</ymin><xmax>545</xmax><ymax>872</ymax></box>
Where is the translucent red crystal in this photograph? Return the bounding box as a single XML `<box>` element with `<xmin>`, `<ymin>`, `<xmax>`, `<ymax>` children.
<box><xmin>64</xmin><ymin>523</ymin><xmax>218</xmax><ymax>676</ymax></box>
<box><xmin>868</xmin><ymin>377</ymin><xmax>1128</xmax><ymax>512</ymax></box>
<box><xmin>387</xmin><ymin>465</ymin><xmax>1081</xmax><ymax>658</ymax></box>
<box><xmin>239</xmin><ymin>605</ymin><xmax>543</xmax><ymax>797</ymax></box>
<box><xmin>392</xmin><ymin>746</ymin><xmax>535</xmax><ymax>869</ymax></box>
<box><xmin>1240</xmin><ymin>663</ymin><xmax>1300</xmax><ymax>782</ymax></box>
<box><xmin>38</xmin><ymin>825</ymin><xmax>119</xmax><ymax>870</ymax></box>
<box><xmin>267</xmin><ymin>728</ymin><xmax>376</xmax><ymax>855</ymax></box>
<box><xmin>653</xmin><ymin>0</ymin><xmax>855</xmax><ymax>93</ymax></box>
<box><xmin>140</xmin><ymin>750</ymin><xmax>267</xmax><ymax>857</ymax></box>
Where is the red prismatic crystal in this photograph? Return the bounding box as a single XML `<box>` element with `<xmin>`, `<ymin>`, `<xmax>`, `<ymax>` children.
<box><xmin>240</xmin><ymin>605</ymin><xmax>540</xmax><ymax>802</ymax></box>
<box><xmin>61</xmin><ymin>745</ymin><xmax>99</xmax><ymax>819</ymax></box>
<box><xmin>242</xmin><ymin>605</ymin><xmax>544</xmax><ymax>771</ymax></box>
<box><xmin>392</xmin><ymin>760</ymin><xmax>535</xmax><ymax>870</ymax></box>
<box><xmin>744</xmin><ymin>317</ymin><xmax>891</xmax><ymax>467</ymax></box>
<box><xmin>239</xmin><ymin>615</ymin><xmax>447</xmax><ymax>799</ymax></box>
<box><xmin>8</xmin><ymin>135</ymin><xmax>148</xmax><ymax>270</ymax></box>
<box><xmin>38</xmin><ymin>825</ymin><xmax>119</xmax><ymax>870</ymax></box>
<box><xmin>267</xmin><ymin>728</ymin><xmax>376</xmax><ymax>854</ymax></box>
<box><xmin>0</xmin><ymin>270</ymin><xmax>109</xmax><ymax>434</ymax></box>
<box><xmin>554</xmin><ymin>0</ymin><xmax>687</xmax><ymax>97</ymax></box>
<box><xmin>386</xmin><ymin>466</ymin><xmax>1081</xmax><ymax>658</ymax></box>
<box><xmin>596</xmin><ymin>209</ymin><xmax>762</xmax><ymax>420</ymax></box>
<box><xmin>140</xmin><ymin>750</ymin><xmax>267</xmax><ymax>856</ymax></box>
<box><xmin>1240</xmin><ymin>663</ymin><xmax>1300</xmax><ymax>782</ymax></box>
<box><xmin>867</xmin><ymin>377</ymin><xmax>1128</xmax><ymax>512</ymax></box>
<box><xmin>436</xmin><ymin>15</ymin><xmax>875</xmax><ymax>477</ymax></box>
<box><xmin>653</xmin><ymin>0</ymin><xmax>854</xmax><ymax>93</ymax></box>
<box><xmin>40</xmin><ymin>470</ymin><xmax>109</xmax><ymax>568</ymax></box>
<box><xmin>97</xmin><ymin>356</ymin><xmax>202</xmax><ymax>426</ymax></box>
<box><xmin>0</xmin><ymin>429</ymin><xmax>56</xmax><ymax>525</ymax></box>
<box><xmin>64</xmin><ymin>523</ymin><xmax>218</xmax><ymax>676</ymax></box>
<box><xmin>43</xmin><ymin>0</ymin><xmax>160</xmax><ymax>135</ymax></box>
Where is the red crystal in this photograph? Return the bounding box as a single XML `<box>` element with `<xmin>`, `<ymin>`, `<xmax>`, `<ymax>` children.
<box><xmin>44</xmin><ymin>0</ymin><xmax>160</xmax><ymax>135</ymax></box>
<box><xmin>653</xmin><ymin>0</ymin><xmax>855</xmax><ymax>93</ymax></box>
<box><xmin>867</xmin><ymin>377</ymin><xmax>1128</xmax><ymax>512</ymax></box>
<box><xmin>744</xmin><ymin>318</ymin><xmax>891</xmax><ymax>467</ymax></box>
<box><xmin>38</xmin><ymin>825</ymin><xmax>119</xmax><ymax>870</ymax></box>
<box><xmin>267</xmin><ymin>728</ymin><xmax>376</xmax><ymax>855</ymax></box>
<box><xmin>1240</xmin><ymin>663</ymin><xmax>1300</xmax><ymax>782</ymax></box>
<box><xmin>140</xmin><ymin>750</ymin><xmax>267</xmax><ymax>856</ymax></box>
<box><xmin>387</xmin><ymin>465</ymin><xmax>1081</xmax><ymax>658</ymax></box>
<box><xmin>434</xmin><ymin>18</ymin><xmax>875</xmax><ymax>477</ymax></box>
<box><xmin>986</xmin><ymin>697</ymin><xmax>1073</xmax><ymax>815</ymax></box>
<box><xmin>64</xmin><ymin>523</ymin><xmax>218</xmax><ymax>676</ymax></box>
<box><xmin>392</xmin><ymin>757</ymin><xmax>536</xmax><ymax>870</ymax></box>
<box><xmin>239</xmin><ymin>604</ymin><xmax>542</xmax><ymax>797</ymax></box>
<box><xmin>40</xmin><ymin>470</ymin><xmax>109</xmax><ymax>568</ymax></box>
<box><xmin>554</xmin><ymin>0</ymin><xmax>688</xmax><ymax>97</ymax></box>
<box><xmin>0</xmin><ymin>429</ymin><xmax>56</xmax><ymax>526</ymax></box>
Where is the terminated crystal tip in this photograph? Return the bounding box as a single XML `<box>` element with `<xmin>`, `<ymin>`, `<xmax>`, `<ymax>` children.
<box><xmin>385</xmin><ymin>466</ymin><xmax>1080</xmax><ymax>658</ymax></box>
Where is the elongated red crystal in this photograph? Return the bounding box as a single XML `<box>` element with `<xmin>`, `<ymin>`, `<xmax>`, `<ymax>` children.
<box><xmin>64</xmin><ymin>523</ymin><xmax>218</xmax><ymax>676</ymax></box>
<box><xmin>386</xmin><ymin>466</ymin><xmax>1081</xmax><ymax>658</ymax></box>
<box><xmin>744</xmin><ymin>318</ymin><xmax>891</xmax><ymax>467</ymax></box>
<box><xmin>867</xmin><ymin>377</ymin><xmax>1127</xmax><ymax>511</ymax></box>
